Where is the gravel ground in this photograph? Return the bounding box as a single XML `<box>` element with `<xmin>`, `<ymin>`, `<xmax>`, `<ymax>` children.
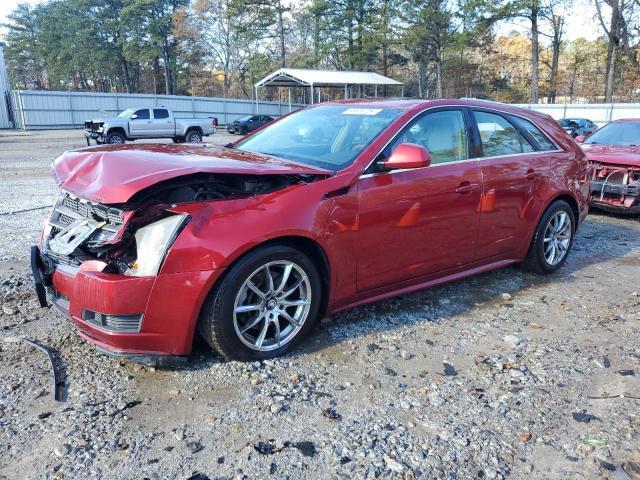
<box><xmin>1</xmin><ymin>129</ymin><xmax>639</xmax><ymax>480</ymax></box>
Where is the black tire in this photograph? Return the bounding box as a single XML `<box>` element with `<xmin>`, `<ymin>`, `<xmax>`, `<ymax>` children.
<box><xmin>523</xmin><ymin>200</ymin><xmax>575</xmax><ymax>274</ymax></box>
<box><xmin>240</xmin><ymin>126</ymin><xmax>248</xmax><ymax>135</ymax></box>
<box><xmin>198</xmin><ymin>245</ymin><xmax>322</xmax><ymax>361</ymax></box>
<box><xmin>106</xmin><ymin>131</ymin><xmax>126</xmax><ymax>144</ymax></box>
<box><xmin>172</xmin><ymin>137</ymin><xmax>185</xmax><ymax>143</ymax></box>
<box><xmin>186</xmin><ymin>129</ymin><xmax>203</xmax><ymax>143</ymax></box>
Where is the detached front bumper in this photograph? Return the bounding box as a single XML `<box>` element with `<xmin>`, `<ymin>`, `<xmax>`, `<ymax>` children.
<box><xmin>32</xmin><ymin>246</ymin><xmax>222</xmax><ymax>364</ymax></box>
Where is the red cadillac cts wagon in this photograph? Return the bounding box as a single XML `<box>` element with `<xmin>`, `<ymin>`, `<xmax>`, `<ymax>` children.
<box><xmin>32</xmin><ymin>99</ymin><xmax>590</xmax><ymax>364</ymax></box>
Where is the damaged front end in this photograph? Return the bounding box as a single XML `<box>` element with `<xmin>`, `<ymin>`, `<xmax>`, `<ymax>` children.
<box><xmin>589</xmin><ymin>162</ymin><xmax>640</xmax><ymax>214</ymax></box>
<box><xmin>42</xmin><ymin>172</ymin><xmax>308</xmax><ymax>278</ymax></box>
<box><xmin>84</xmin><ymin>120</ymin><xmax>106</xmax><ymax>144</ymax></box>
<box><xmin>33</xmin><ymin>170</ymin><xmax>317</xmax><ymax>361</ymax></box>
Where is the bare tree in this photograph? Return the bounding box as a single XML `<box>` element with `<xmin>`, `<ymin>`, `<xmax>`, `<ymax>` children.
<box><xmin>540</xmin><ymin>0</ymin><xmax>566</xmax><ymax>103</ymax></box>
<box><xmin>595</xmin><ymin>0</ymin><xmax>639</xmax><ymax>101</ymax></box>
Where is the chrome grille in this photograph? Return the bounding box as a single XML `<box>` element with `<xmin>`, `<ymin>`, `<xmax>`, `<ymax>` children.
<box><xmin>48</xmin><ymin>193</ymin><xmax>124</xmax><ymax>243</ymax></box>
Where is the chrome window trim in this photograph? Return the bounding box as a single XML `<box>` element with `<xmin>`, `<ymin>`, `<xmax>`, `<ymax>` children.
<box><xmin>359</xmin><ymin>149</ymin><xmax>564</xmax><ymax>179</ymax></box>
<box><xmin>360</xmin><ymin>103</ymin><xmax>564</xmax><ymax>178</ymax></box>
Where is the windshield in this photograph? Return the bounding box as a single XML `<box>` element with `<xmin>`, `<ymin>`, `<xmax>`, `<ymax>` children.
<box><xmin>117</xmin><ymin>108</ymin><xmax>135</xmax><ymax>118</ymax></box>
<box><xmin>585</xmin><ymin>121</ymin><xmax>640</xmax><ymax>146</ymax></box>
<box><xmin>235</xmin><ymin>105</ymin><xmax>403</xmax><ymax>171</ymax></box>
<box><xmin>236</xmin><ymin>116</ymin><xmax>251</xmax><ymax>122</ymax></box>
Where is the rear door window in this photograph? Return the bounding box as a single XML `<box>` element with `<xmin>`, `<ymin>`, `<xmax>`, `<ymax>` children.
<box><xmin>511</xmin><ymin>116</ymin><xmax>557</xmax><ymax>151</ymax></box>
<box><xmin>473</xmin><ymin>111</ymin><xmax>534</xmax><ymax>157</ymax></box>
<box><xmin>153</xmin><ymin>109</ymin><xmax>169</xmax><ymax>119</ymax></box>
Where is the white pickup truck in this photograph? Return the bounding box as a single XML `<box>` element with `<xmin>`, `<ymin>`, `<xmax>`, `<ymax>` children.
<box><xmin>84</xmin><ymin>107</ymin><xmax>217</xmax><ymax>145</ymax></box>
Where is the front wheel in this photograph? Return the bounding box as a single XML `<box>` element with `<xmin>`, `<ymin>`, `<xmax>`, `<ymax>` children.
<box><xmin>198</xmin><ymin>245</ymin><xmax>321</xmax><ymax>361</ymax></box>
<box><xmin>106</xmin><ymin>132</ymin><xmax>125</xmax><ymax>144</ymax></box>
<box><xmin>524</xmin><ymin>200</ymin><xmax>575</xmax><ymax>274</ymax></box>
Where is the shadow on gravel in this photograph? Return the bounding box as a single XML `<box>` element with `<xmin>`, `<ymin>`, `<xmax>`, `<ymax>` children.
<box><xmin>180</xmin><ymin>213</ymin><xmax>640</xmax><ymax>368</ymax></box>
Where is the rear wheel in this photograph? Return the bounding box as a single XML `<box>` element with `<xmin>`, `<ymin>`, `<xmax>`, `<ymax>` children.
<box><xmin>186</xmin><ymin>129</ymin><xmax>202</xmax><ymax>143</ymax></box>
<box><xmin>198</xmin><ymin>245</ymin><xmax>321</xmax><ymax>361</ymax></box>
<box><xmin>106</xmin><ymin>132</ymin><xmax>125</xmax><ymax>144</ymax></box>
<box><xmin>524</xmin><ymin>200</ymin><xmax>575</xmax><ymax>274</ymax></box>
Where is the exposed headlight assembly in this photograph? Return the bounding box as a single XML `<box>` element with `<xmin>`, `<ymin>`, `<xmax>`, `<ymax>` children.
<box><xmin>125</xmin><ymin>214</ymin><xmax>188</xmax><ymax>277</ymax></box>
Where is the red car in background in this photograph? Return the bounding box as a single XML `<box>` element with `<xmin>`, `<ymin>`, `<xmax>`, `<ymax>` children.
<box><xmin>32</xmin><ymin>99</ymin><xmax>589</xmax><ymax>364</ymax></box>
<box><xmin>577</xmin><ymin>119</ymin><xmax>640</xmax><ymax>214</ymax></box>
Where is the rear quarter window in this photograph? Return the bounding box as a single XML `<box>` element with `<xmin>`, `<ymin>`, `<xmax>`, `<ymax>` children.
<box><xmin>512</xmin><ymin>116</ymin><xmax>557</xmax><ymax>151</ymax></box>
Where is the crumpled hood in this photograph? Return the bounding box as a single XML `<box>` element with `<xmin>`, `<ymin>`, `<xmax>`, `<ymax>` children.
<box><xmin>52</xmin><ymin>143</ymin><xmax>331</xmax><ymax>204</ymax></box>
<box><xmin>582</xmin><ymin>144</ymin><xmax>640</xmax><ymax>167</ymax></box>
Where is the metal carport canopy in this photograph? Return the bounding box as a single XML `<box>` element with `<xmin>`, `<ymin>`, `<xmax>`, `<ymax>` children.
<box><xmin>254</xmin><ymin>68</ymin><xmax>403</xmax><ymax>88</ymax></box>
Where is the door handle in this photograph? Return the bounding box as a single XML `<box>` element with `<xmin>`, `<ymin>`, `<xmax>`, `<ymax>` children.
<box><xmin>525</xmin><ymin>169</ymin><xmax>537</xmax><ymax>180</ymax></box>
<box><xmin>455</xmin><ymin>182</ymin><xmax>479</xmax><ymax>194</ymax></box>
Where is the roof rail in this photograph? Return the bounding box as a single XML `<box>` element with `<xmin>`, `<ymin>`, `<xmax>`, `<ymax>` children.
<box><xmin>459</xmin><ymin>97</ymin><xmax>504</xmax><ymax>104</ymax></box>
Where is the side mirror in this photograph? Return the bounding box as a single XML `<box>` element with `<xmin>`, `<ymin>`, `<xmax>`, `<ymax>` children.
<box><xmin>575</xmin><ymin>135</ymin><xmax>585</xmax><ymax>143</ymax></box>
<box><xmin>130</xmin><ymin>114</ymin><xmax>138</xmax><ymax>120</ymax></box>
<box><xmin>382</xmin><ymin>143</ymin><xmax>432</xmax><ymax>170</ymax></box>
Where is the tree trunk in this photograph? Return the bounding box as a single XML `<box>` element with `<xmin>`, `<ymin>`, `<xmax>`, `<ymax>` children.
<box><xmin>162</xmin><ymin>42</ymin><xmax>171</xmax><ymax>95</ymax></box>
<box><xmin>530</xmin><ymin>0</ymin><xmax>539</xmax><ymax>103</ymax></box>
<box><xmin>120</xmin><ymin>58</ymin><xmax>131</xmax><ymax>94</ymax></box>
<box><xmin>277</xmin><ymin>1</ymin><xmax>286</xmax><ymax>68</ymax></box>
<box><xmin>547</xmin><ymin>16</ymin><xmax>563</xmax><ymax>104</ymax></box>
<box><xmin>604</xmin><ymin>0</ymin><xmax>620</xmax><ymax>102</ymax></box>
<box><xmin>435</xmin><ymin>59</ymin><xmax>443</xmax><ymax>98</ymax></box>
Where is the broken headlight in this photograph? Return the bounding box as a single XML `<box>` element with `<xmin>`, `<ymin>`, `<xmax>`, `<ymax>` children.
<box><xmin>124</xmin><ymin>214</ymin><xmax>188</xmax><ymax>277</ymax></box>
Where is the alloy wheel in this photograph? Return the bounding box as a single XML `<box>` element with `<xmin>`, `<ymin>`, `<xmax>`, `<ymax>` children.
<box><xmin>543</xmin><ymin>210</ymin><xmax>572</xmax><ymax>266</ymax></box>
<box><xmin>187</xmin><ymin>132</ymin><xmax>202</xmax><ymax>142</ymax></box>
<box><xmin>233</xmin><ymin>261</ymin><xmax>312</xmax><ymax>352</ymax></box>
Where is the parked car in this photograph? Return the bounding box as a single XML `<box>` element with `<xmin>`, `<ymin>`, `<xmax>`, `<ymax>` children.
<box><xmin>227</xmin><ymin>115</ymin><xmax>274</xmax><ymax>135</ymax></box>
<box><xmin>33</xmin><ymin>99</ymin><xmax>589</xmax><ymax>364</ymax></box>
<box><xmin>84</xmin><ymin>107</ymin><xmax>217</xmax><ymax>145</ymax></box>
<box><xmin>558</xmin><ymin>118</ymin><xmax>598</xmax><ymax>138</ymax></box>
<box><xmin>577</xmin><ymin>119</ymin><xmax>640</xmax><ymax>214</ymax></box>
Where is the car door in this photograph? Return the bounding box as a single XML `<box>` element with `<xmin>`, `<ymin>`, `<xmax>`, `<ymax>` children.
<box><xmin>128</xmin><ymin>109</ymin><xmax>152</xmax><ymax>137</ymax></box>
<box><xmin>247</xmin><ymin>116</ymin><xmax>260</xmax><ymax>132</ymax></box>
<box><xmin>355</xmin><ymin>108</ymin><xmax>482</xmax><ymax>292</ymax></box>
<box><xmin>471</xmin><ymin>110</ymin><xmax>551</xmax><ymax>259</ymax></box>
<box><xmin>152</xmin><ymin>108</ymin><xmax>174</xmax><ymax>136</ymax></box>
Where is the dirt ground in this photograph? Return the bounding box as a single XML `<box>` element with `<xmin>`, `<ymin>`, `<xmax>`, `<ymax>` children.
<box><xmin>0</xmin><ymin>129</ymin><xmax>639</xmax><ymax>480</ymax></box>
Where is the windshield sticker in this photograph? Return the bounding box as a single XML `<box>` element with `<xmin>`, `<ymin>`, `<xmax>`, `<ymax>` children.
<box><xmin>342</xmin><ymin>108</ymin><xmax>383</xmax><ymax>116</ymax></box>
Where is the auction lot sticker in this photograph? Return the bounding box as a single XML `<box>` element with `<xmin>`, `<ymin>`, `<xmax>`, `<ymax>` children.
<box><xmin>342</xmin><ymin>108</ymin><xmax>383</xmax><ymax>116</ymax></box>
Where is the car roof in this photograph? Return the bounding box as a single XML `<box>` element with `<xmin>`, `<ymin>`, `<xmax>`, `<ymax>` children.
<box><xmin>317</xmin><ymin>98</ymin><xmax>552</xmax><ymax>121</ymax></box>
<box><xmin>610</xmin><ymin>118</ymin><xmax>640</xmax><ymax>123</ymax></box>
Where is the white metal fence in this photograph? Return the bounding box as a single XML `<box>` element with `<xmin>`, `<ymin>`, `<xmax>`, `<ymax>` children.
<box><xmin>6</xmin><ymin>89</ymin><xmax>640</xmax><ymax>130</ymax></box>
<box><xmin>10</xmin><ymin>90</ymin><xmax>302</xmax><ymax>130</ymax></box>
<box><xmin>514</xmin><ymin>103</ymin><xmax>640</xmax><ymax>126</ymax></box>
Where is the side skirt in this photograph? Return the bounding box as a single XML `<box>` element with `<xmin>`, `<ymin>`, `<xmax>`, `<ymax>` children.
<box><xmin>330</xmin><ymin>258</ymin><xmax>518</xmax><ymax>314</ymax></box>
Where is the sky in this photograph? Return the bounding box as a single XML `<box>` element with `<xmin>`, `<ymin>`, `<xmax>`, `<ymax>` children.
<box><xmin>0</xmin><ymin>0</ymin><xmax>605</xmax><ymax>44</ymax></box>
